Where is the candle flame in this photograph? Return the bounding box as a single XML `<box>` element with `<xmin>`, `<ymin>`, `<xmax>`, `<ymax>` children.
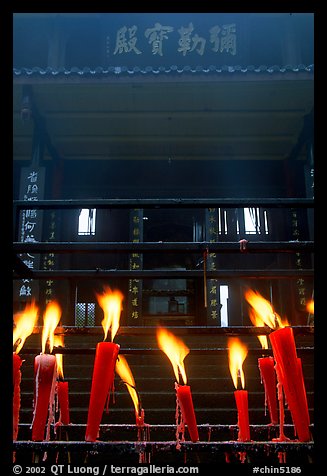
<box><xmin>244</xmin><ymin>289</ymin><xmax>288</xmax><ymax>331</ymax></box>
<box><xmin>306</xmin><ymin>299</ymin><xmax>314</xmax><ymax>314</ymax></box>
<box><xmin>248</xmin><ymin>308</ymin><xmax>269</xmax><ymax>350</ymax></box>
<box><xmin>228</xmin><ymin>337</ymin><xmax>248</xmax><ymax>389</ymax></box>
<box><xmin>42</xmin><ymin>301</ymin><xmax>62</xmax><ymax>354</ymax></box>
<box><xmin>96</xmin><ymin>287</ymin><xmax>123</xmax><ymax>342</ymax></box>
<box><xmin>13</xmin><ymin>300</ymin><xmax>38</xmax><ymax>354</ymax></box>
<box><xmin>54</xmin><ymin>334</ymin><xmax>65</xmax><ymax>379</ymax></box>
<box><xmin>156</xmin><ymin>327</ymin><xmax>189</xmax><ymax>385</ymax></box>
<box><xmin>115</xmin><ymin>355</ymin><xmax>140</xmax><ymax>415</ymax></box>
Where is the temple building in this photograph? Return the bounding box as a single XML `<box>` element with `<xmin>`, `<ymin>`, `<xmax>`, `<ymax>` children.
<box><xmin>12</xmin><ymin>13</ymin><xmax>314</xmax><ymax>466</ymax></box>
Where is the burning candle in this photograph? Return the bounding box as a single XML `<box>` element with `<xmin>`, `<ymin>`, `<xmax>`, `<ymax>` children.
<box><xmin>269</xmin><ymin>326</ymin><xmax>311</xmax><ymax>442</ymax></box>
<box><xmin>115</xmin><ymin>354</ymin><xmax>150</xmax><ymax>463</ymax></box>
<box><xmin>245</xmin><ymin>289</ymin><xmax>311</xmax><ymax>442</ymax></box>
<box><xmin>157</xmin><ymin>327</ymin><xmax>199</xmax><ymax>444</ymax></box>
<box><xmin>115</xmin><ymin>354</ymin><xmax>143</xmax><ymax>425</ymax></box>
<box><xmin>227</xmin><ymin>337</ymin><xmax>251</xmax><ymax>442</ymax></box>
<box><xmin>13</xmin><ymin>353</ymin><xmax>22</xmax><ymax>441</ymax></box>
<box><xmin>13</xmin><ymin>301</ymin><xmax>39</xmax><ymax>441</ymax></box>
<box><xmin>31</xmin><ymin>301</ymin><xmax>61</xmax><ymax>441</ymax></box>
<box><xmin>258</xmin><ymin>357</ymin><xmax>278</xmax><ymax>425</ymax></box>
<box><xmin>54</xmin><ymin>335</ymin><xmax>70</xmax><ymax>426</ymax></box>
<box><xmin>85</xmin><ymin>287</ymin><xmax>123</xmax><ymax>442</ymax></box>
<box><xmin>32</xmin><ymin>354</ymin><xmax>57</xmax><ymax>441</ymax></box>
<box><xmin>245</xmin><ymin>290</ymin><xmax>278</xmax><ymax>425</ymax></box>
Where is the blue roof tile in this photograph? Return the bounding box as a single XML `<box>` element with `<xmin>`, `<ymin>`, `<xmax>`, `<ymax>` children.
<box><xmin>13</xmin><ymin>64</ymin><xmax>314</xmax><ymax>78</ymax></box>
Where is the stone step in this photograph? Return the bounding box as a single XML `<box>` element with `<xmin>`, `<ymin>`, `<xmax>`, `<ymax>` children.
<box><xmin>18</xmin><ymin>405</ymin><xmax>314</xmax><ymax>426</ymax></box>
<box><xmin>19</xmin><ymin>355</ymin><xmax>314</xmax><ymax>378</ymax></box>
<box><xmin>20</xmin><ymin>374</ymin><xmax>314</xmax><ymax>394</ymax></box>
<box><xmin>16</xmin><ymin>422</ymin><xmax>314</xmax><ymax>443</ymax></box>
<box><xmin>20</xmin><ymin>387</ymin><xmax>315</xmax><ymax>409</ymax></box>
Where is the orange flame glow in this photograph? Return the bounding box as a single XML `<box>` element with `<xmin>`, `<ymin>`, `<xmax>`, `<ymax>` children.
<box><xmin>96</xmin><ymin>287</ymin><xmax>123</xmax><ymax>342</ymax></box>
<box><xmin>13</xmin><ymin>300</ymin><xmax>39</xmax><ymax>354</ymax></box>
<box><xmin>115</xmin><ymin>355</ymin><xmax>140</xmax><ymax>415</ymax></box>
<box><xmin>306</xmin><ymin>299</ymin><xmax>314</xmax><ymax>315</ymax></box>
<box><xmin>244</xmin><ymin>289</ymin><xmax>288</xmax><ymax>331</ymax></box>
<box><xmin>228</xmin><ymin>337</ymin><xmax>248</xmax><ymax>389</ymax></box>
<box><xmin>54</xmin><ymin>334</ymin><xmax>65</xmax><ymax>379</ymax></box>
<box><xmin>248</xmin><ymin>308</ymin><xmax>269</xmax><ymax>350</ymax></box>
<box><xmin>42</xmin><ymin>301</ymin><xmax>62</xmax><ymax>354</ymax></box>
<box><xmin>156</xmin><ymin>327</ymin><xmax>190</xmax><ymax>385</ymax></box>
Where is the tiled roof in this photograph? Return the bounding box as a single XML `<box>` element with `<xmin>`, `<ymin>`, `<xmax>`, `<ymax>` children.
<box><xmin>13</xmin><ymin>64</ymin><xmax>314</xmax><ymax>77</ymax></box>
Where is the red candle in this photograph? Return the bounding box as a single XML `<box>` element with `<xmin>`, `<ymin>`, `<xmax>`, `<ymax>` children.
<box><xmin>234</xmin><ymin>389</ymin><xmax>251</xmax><ymax>442</ymax></box>
<box><xmin>175</xmin><ymin>383</ymin><xmax>199</xmax><ymax>442</ymax></box>
<box><xmin>156</xmin><ymin>327</ymin><xmax>198</xmax><ymax>445</ymax></box>
<box><xmin>227</xmin><ymin>337</ymin><xmax>251</xmax><ymax>442</ymax></box>
<box><xmin>273</xmin><ymin>363</ymin><xmax>289</xmax><ymax>442</ymax></box>
<box><xmin>13</xmin><ymin>300</ymin><xmax>39</xmax><ymax>441</ymax></box>
<box><xmin>85</xmin><ymin>341</ymin><xmax>120</xmax><ymax>442</ymax></box>
<box><xmin>258</xmin><ymin>356</ymin><xmax>278</xmax><ymax>425</ymax></box>
<box><xmin>57</xmin><ymin>380</ymin><xmax>70</xmax><ymax>425</ymax></box>
<box><xmin>13</xmin><ymin>353</ymin><xmax>23</xmax><ymax>440</ymax></box>
<box><xmin>269</xmin><ymin>327</ymin><xmax>311</xmax><ymax>441</ymax></box>
<box><xmin>32</xmin><ymin>354</ymin><xmax>57</xmax><ymax>441</ymax></box>
<box><xmin>54</xmin><ymin>334</ymin><xmax>71</xmax><ymax>426</ymax></box>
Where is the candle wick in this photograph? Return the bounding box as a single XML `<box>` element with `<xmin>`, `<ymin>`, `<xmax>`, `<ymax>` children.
<box><xmin>45</xmin><ymin>339</ymin><xmax>52</xmax><ymax>354</ymax></box>
<box><xmin>177</xmin><ymin>368</ymin><xmax>184</xmax><ymax>385</ymax></box>
<box><xmin>273</xmin><ymin>313</ymin><xmax>279</xmax><ymax>328</ymax></box>
<box><xmin>237</xmin><ymin>369</ymin><xmax>242</xmax><ymax>390</ymax></box>
<box><xmin>122</xmin><ymin>381</ymin><xmax>143</xmax><ymax>415</ymax></box>
<box><xmin>13</xmin><ymin>338</ymin><xmax>21</xmax><ymax>353</ymax></box>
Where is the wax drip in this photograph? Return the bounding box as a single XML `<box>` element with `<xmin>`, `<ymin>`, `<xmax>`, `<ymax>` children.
<box><xmin>136</xmin><ymin>410</ymin><xmax>151</xmax><ymax>463</ymax></box>
<box><xmin>175</xmin><ymin>383</ymin><xmax>185</xmax><ymax>450</ymax></box>
<box><xmin>105</xmin><ymin>381</ymin><xmax>115</xmax><ymax>414</ymax></box>
<box><xmin>43</xmin><ymin>360</ymin><xmax>58</xmax><ymax>461</ymax></box>
<box><xmin>54</xmin><ymin>382</ymin><xmax>61</xmax><ymax>435</ymax></box>
<box><xmin>238</xmin><ymin>451</ymin><xmax>247</xmax><ymax>463</ymax></box>
<box><xmin>30</xmin><ymin>356</ymin><xmax>40</xmax><ymax>432</ymax></box>
<box><xmin>272</xmin><ymin>364</ymin><xmax>289</xmax><ymax>464</ymax></box>
<box><xmin>13</xmin><ymin>366</ymin><xmax>22</xmax><ymax>441</ymax></box>
<box><xmin>13</xmin><ymin>362</ymin><xmax>22</xmax><ymax>463</ymax></box>
<box><xmin>278</xmin><ymin>451</ymin><xmax>287</xmax><ymax>464</ymax></box>
<box><xmin>273</xmin><ymin>368</ymin><xmax>290</xmax><ymax>442</ymax></box>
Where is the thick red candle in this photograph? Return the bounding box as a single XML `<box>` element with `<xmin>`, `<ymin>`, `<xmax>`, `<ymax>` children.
<box><xmin>32</xmin><ymin>354</ymin><xmax>57</xmax><ymax>441</ymax></box>
<box><xmin>57</xmin><ymin>380</ymin><xmax>70</xmax><ymax>425</ymax></box>
<box><xmin>269</xmin><ymin>327</ymin><xmax>311</xmax><ymax>441</ymax></box>
<box><xmin>234</xmin><ymin>389</ymin><xmax>251</xmax><ymax>442</ymax></box>
<box><xmin>13</xmin><ymin>353</ymin><xmax>23</xmax><ymax>440</ymax></box>
<box><xmin>258</xmin><ymin>356</ymin><xmax>278</xmax><ymax>425</ymax></box>
<box><xmin>85</xmin><ymin>341</ymin><xmax>120</xmax><ymax>442</ymax></box>
<box><xmin>176</xmin><ymin>383</ymin><xmax>199</xmax><ymax>442</ymax></box>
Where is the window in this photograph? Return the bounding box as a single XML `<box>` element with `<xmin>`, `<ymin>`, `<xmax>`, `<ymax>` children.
<box><xmin>220</xmin><ymin>285</ymin><xmax>229</xmax><ymax>326</ymax></box>
<box><xmin>75</xmin><ymin>302</ymin><xmax>95</xmax><ymax>326</ymax></box>
<box><xmin>237</xmin><ymin>208</ymin><xmax>269</xmax><ymax>235</ymax></box>
<box><xmin>218</xmin><ymin>209</ymin><xmax>228</xmax><ymax>235</ymax></box>
<box><xmin>217</xmin><ymin>207</ymin><xmax>269</xmax><ymax>236</ymax></box>
<box><xmin>78</xmin><ymin>209</ymin><xmax>96</xmax><ymax>236</ymax></box>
